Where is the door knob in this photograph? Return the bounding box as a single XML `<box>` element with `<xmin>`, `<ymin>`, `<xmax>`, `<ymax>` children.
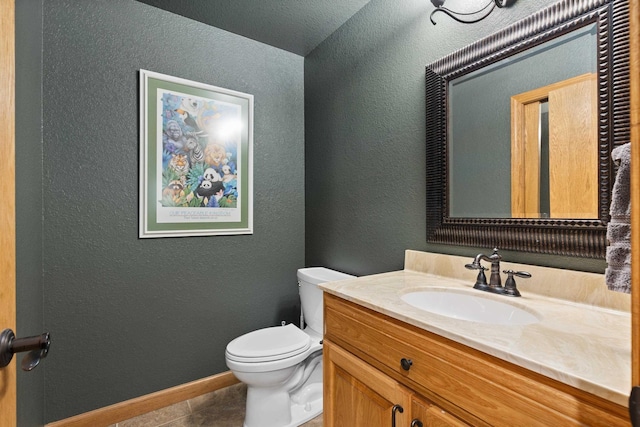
<box><xmin>0</xmin><ymin>329</ymin><xmax>50</xmax><ymax>371</ymax></box>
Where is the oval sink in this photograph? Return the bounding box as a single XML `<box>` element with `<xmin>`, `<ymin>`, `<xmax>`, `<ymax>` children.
<box><xmin>400</xmin><ymin>289</ymin><xmax>540</xmax><ymax>325</ymax></box>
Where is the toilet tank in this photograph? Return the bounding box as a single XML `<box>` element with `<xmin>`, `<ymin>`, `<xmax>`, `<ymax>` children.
<box><xmin>297</xmin><ymin>267</ymin><xmax>354</xmax><ymax>335</ymax></box>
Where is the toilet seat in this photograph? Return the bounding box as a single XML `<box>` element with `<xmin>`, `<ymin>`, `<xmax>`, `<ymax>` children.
<box><xmin>226</xmin><ymin>324</ymin><xmax>311</xmax><ymax>363</ymax></box>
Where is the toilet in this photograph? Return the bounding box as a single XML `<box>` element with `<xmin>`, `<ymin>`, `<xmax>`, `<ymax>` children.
<box><xmin>225</xmin><ymin>267</ymin><xmax>354</xmax><ymax>427</ymax></box>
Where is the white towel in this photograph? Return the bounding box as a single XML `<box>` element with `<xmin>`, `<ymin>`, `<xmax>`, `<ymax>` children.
<box><xmin>605</xmin><ymin>142</ymin><xmax>631</xmax><ymax>293</ymax></box>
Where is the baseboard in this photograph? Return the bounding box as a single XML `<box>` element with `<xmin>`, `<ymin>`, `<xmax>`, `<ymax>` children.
<box><xmin>46</xmin><ymin>371</ymin><xmax>239</xmax><ymax>427</ymax></box>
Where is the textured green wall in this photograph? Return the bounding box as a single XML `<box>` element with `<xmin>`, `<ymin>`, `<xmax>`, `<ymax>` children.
<box><xmin>304</xmin><ymin>0</ymin><xmax>606</xmax><ymax>275</ymax></box>
<box><xmin>41</xmin><ymin>0</ymin><xmax>304</xmax><ymax>422</ymax></box>
<box><xmin>16</xmin><ymin>1</ymin><xmax>44</xmax><ymax>426</ymax></box>
<box><xmin>16</xmin><ymin>0</ymin><xmax>611</xmax><ymax>424</ymax></box>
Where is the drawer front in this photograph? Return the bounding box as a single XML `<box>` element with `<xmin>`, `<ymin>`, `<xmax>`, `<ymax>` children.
<box><xmin>324</xmin><ymin>293</ymin><xmax>628</xmax><ymax>427</ymax></box>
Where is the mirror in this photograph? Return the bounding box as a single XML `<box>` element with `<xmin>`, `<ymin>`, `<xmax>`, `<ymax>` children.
<box><xmin>448</xmin><ymin>24</ymin><xmax>597</xmax><ymax>219</ymax></box>
<box><xmin>426</xmin><ymin>0</ymin><xmax>630</xmax><ymax>258</ymax></box>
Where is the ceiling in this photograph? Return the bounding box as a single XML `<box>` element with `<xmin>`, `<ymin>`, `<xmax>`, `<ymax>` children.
<box><xmin>136</xmin><ymin>0</ymin><xmax>371</xmax><ymax>56</ymax></box>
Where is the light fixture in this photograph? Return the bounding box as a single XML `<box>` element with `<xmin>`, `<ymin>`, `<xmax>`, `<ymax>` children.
<box><xmin>430</xmin><ymin>0</ymin><xmax>510</xmax><ymax>25</ymax></box>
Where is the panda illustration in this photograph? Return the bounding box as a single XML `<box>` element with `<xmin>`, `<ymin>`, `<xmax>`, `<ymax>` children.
<box><xmin>195</xmin><ymin>179</ymin><xmax>214</xmax><ymax>205</ymax></box>
<box><xmin>203</xmin><ymin>167</ymin><xmax>222</xmax><ymax>182</ymax></box>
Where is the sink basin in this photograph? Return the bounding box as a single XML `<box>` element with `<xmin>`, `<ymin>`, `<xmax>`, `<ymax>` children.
<box><xmin>400</xmin><ymin>288</ymin><xmax>541</xmax><ymax>325</ymax></box>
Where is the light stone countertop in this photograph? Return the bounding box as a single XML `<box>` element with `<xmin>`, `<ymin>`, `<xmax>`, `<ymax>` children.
<box><xmin>320</xmin><ymin>262</ymin><xmax>631</xmax><ymax>407</ymax></box>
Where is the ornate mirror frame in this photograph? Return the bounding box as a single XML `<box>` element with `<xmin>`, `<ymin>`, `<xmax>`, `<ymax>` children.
<box><xmin>426</xmin><ymin>0</ymin><xmax>630</xmax><ymax>258</ymax></box>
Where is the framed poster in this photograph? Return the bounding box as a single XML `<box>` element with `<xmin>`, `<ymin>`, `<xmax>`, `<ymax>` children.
<box><xmin>139</xmin><ymin>70</ymin><xmax>253</xmax><ymax>238</ymax></box>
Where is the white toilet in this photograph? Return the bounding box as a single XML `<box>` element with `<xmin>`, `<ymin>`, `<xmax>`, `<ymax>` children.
<box><xmin>225</xmin><ymin>267</ymin><xmax>354</xmax><ymax>427</ymax></box>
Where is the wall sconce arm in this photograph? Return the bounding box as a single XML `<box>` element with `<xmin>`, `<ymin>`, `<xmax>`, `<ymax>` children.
<box><xmin>430</xmin><ymin>0</ymin><xmax>510</xmax><ymax>25</ymax></box>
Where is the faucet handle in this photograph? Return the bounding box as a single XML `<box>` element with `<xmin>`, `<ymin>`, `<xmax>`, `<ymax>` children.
<box><xmin>502</xmin><ymin>270</ymin><xmax>531</xmax><ymax>297</ymax></box>
<box><xmin>513</xmin><ymin>270</ymin><xmax>531</xmax><ymax>279</ymax></box>
<box><xmin>466</xmin><ymin>263</ymin><xmax>488</xmax><ymax>290</ymax></box>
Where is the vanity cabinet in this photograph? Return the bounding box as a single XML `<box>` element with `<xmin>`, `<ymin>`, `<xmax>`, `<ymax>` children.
<box><xmin>324</xmin><ymin>340</ymin><xmax>412</xmax><ymax>426</ymax></box>
<box><xmin>324</xmin><ymin>340</ymin><xmax>467</xmax><ymax>427</ymax></box>
<box><xmin>323</xmin><ymin>293</ymin><xmax>629</xmax><ymax>426</ymax></box>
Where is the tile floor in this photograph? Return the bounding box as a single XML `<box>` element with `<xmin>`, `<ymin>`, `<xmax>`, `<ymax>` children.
<box><xmin>109</xmin><ymin>383</ymin><xmax>322</xmax><ymax>427</ymax></box>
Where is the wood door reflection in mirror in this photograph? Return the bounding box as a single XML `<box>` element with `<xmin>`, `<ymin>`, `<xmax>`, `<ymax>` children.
<box><xmin>511</xmin><ymin>73</ymin><xmax>598</xmax><ymax>219</ymax></box>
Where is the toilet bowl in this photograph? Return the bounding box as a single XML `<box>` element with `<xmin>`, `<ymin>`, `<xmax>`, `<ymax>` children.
<box><xmin>225</xmin><ymin>267</ymin><xmax>354</xmax><ymax>427</ymax></box>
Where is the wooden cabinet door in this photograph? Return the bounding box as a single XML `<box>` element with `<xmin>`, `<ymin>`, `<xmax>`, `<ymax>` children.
<box><xmin>411</xmin><ymin>396</ymin><xmax>470</xmax><ymax>427</ymax></box>
<box><xmin>324</xmin><ymin>340</ymin><xmax>411</xmax><ymax>427</ymax></box>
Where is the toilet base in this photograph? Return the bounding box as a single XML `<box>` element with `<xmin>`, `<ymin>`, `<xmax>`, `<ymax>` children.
<box><xmin>289</xmin><ymin>392</ymin><xmax>323</xmax><ymax>427</ymax></box>
<box><xmin>243</xmin><ymin>362</ymin><xmax>323</xmax><ymax>427</ymax></box>
<box><xmin>244</xmin><ymin>395</ymin><xmax>322</xmax><ymax>427</ymax></box>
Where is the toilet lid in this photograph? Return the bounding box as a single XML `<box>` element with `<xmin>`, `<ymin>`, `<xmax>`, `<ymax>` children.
<box><xmin>226</xmin><ymin>324</ymin><xmax>311</xmax><ymax>363</ymax></box>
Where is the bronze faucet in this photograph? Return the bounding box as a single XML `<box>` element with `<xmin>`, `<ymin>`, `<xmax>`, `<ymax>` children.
<box><xmin>465</xmin><ymin>248</ymin><xmax>531</xmax><ymax>297</ymax></box>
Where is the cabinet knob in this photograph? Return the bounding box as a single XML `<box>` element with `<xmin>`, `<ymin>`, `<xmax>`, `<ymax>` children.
<box><xmin>400</xmin><ymin>358</ymin><xmax>413</xmax><ymax>371</ymax></box>
<box><xmin>411</xmin><ymin>420</ymin><xmax>424</xmax><ymax>427</ymax></box>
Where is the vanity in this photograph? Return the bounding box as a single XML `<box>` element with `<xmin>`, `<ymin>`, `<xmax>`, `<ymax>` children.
<box><xmin>320</xmin><ymin>251</ymin><xmax>631</xmax><ymax>426</ymax></box>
